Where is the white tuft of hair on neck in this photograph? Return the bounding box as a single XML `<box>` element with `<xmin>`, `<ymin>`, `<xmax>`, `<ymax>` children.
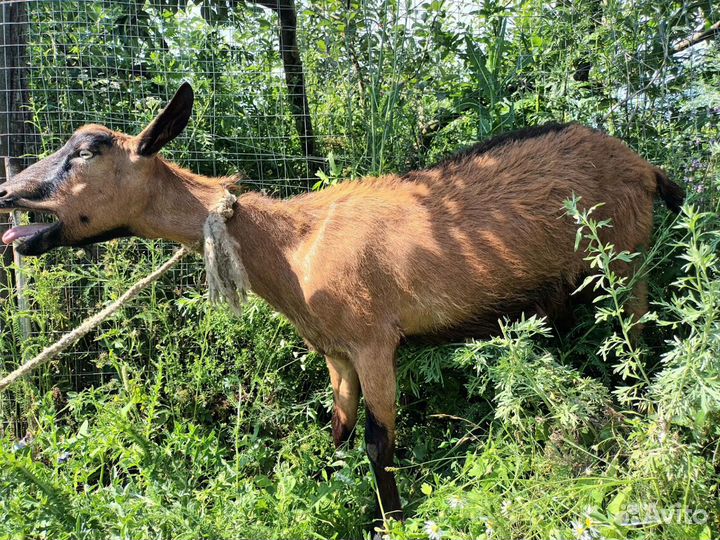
<box><xmin>201</xmin><ymin>191</ymin><xmax>250</xmax><ymax>316</ymax></box>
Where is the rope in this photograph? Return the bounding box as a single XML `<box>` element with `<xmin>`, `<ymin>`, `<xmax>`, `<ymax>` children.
<box><xmin>0</xmin><ymin>190</ymin><xmax>243</xmax><ymax>393</ymax></box>
<box><xmin>0</xmin><ymin>247</ymin><xmax>189</xmax><ymax>392</ymax></box>
<box><xmin>203</xmin><ymin>191</ymin><xmax>250</xmax><ymax>316</ymax></box>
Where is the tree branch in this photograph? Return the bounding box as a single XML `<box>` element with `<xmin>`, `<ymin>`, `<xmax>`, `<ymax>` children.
<box><xmin>673</xmin><ymin>20</ymin><xmax>720</xmax><ymax>54</ymax></box>
<box><xmin>418</xmin><ymin>109</ymin><xmax>463</xmax><ymax>151</ymax></box>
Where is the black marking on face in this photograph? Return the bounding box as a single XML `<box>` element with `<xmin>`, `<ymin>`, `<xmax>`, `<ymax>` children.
<box><xmin>61</xmin><ymin>132</ymin><xmax>114</xmax><ymax>167</ymax></box>
<box><xmin>79</xmin><ymin>215</ymin><xmax>90</xmax><ymax>224</ymax></box>
<box><xmin>1</xmin><ymin>131</ymin><xmax>116</xmax><ymax>209</ymax></box>
<box><xmin>67</xmin><ymin>132</ymin><xmax>115</xmax><ymax>155</ymax></box>
<box><xmin>25</xmin><ymin>178</ymin><xmax>56</xmax><ymax>202</ymax></box>
<box><xmin>48</xmin><ymin>131</ymin><xmax>116</xmax><ymax>195</ymax></box>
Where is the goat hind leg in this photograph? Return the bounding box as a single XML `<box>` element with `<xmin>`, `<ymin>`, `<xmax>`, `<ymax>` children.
<box><xmin>354</xmin><ymin>344</ymin><xmax>403</xmax><ymax>525</ymax></box>
<box><xmin>326</xmin><ymin>355</ymin><xmax>360</xmax><ymax>447</ymax></box>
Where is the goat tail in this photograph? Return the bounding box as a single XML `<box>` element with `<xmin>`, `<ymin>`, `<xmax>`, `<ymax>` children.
<box><xmin>654</xmin><ymin>168</ymin><xmax>684</xmax><ymax>214</ymax></box>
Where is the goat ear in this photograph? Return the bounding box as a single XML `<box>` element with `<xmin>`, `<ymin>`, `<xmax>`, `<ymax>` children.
<box><xmin>136</xmin><ymin>82</ymin><xmax>194</xmax><ymax>156</ymax></box>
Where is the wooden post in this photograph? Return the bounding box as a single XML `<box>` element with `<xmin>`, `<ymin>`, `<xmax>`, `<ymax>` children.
<box><xmin>244</xmin><ymin>0</ymin><xmax>321</xmax><ymax>169</ymax></box>
<box><xmin>5</xmin><ymin>157</ymin><xmax>30</xmax><ymax>339</ymax></box>
<box><xmin>0</xmin><ymin>2</ymin><xmax>35</xmax><ymax>161</ymax></box>
<box><xmin>1</xmin><ymin>2</ymin><xmax>37</xmax><ymax>339</ymax></box>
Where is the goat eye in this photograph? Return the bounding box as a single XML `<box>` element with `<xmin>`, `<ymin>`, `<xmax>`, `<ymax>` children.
<box><xmin>79</xmin><ymin>149</ymin><xmax>94</xmax><ymax>160</ymax></box>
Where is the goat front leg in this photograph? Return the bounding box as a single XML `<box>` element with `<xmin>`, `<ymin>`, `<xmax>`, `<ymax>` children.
<box><xmin>326</xmin><ymin>355</ymin><xmax>360</xmax><ymax>447</ymax></box>
<box><xmin>355</xmin><ymin>344</ymin><xmax>403</xmax><ymax>525</ymax></box>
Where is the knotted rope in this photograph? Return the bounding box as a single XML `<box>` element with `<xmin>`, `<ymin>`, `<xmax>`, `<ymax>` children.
<box><xmin>203</xmin><ymin>191</ymin><xmax>250</xmax><ymax>316</ymax></box>
<box><xmin>0</xmin><ymin>190</ymin><xmax>243</xmax><ymax>392</ymax></box>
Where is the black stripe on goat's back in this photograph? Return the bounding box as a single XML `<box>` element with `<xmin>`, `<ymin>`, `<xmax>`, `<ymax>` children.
<box><xmin>432</xmin><ymin>121</ymin><xmax>574</xmax><ymax>169</ymax></box>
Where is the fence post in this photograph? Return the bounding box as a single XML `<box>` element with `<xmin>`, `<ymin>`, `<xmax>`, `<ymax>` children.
<box><xmin>5</xmin><ymin>157</ymin><xmax>30</xmax><ymax>339</ymax></box>
<box><xmin>1</xmin><ymin>2</ymin><xmax>36</xmax><ymax>339</ymax></box>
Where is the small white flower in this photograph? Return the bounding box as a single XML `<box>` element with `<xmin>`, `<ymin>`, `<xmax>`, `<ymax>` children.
<box><xmin>573</xmin><ymin>515</ymin><xmax>600</xmax><ymax>540</ymax></box>
<box><xmin>501</xmin><ymin>499</ymin><xmax>512</xmax><ymax>515</ymax></box>
<box><xmin>448</xmin><ymin>495</ymin><xmax>464</xmax><ymax>509</ymax></box>
<box><xmin>485</xmin><ymin>520</ymin><xmax>494</xmax><ymax>538</ymax></box>
<box><xmin>572</xmin><ymin>519</ymin><xmax>586</xmax><ymax>538</ymax></box>
<box><xmin>424</xmin><ymin>520</ymin><xmax>444</xmax><ymax>540</ymax></box>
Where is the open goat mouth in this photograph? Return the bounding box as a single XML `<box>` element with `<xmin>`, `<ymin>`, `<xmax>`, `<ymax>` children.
<box><xmin>1</xmin><ymin>211</ymin><xmax>63</xmax><ymax>255</ymax></box>
<box><xmin>2</xmin><ymin>221</ymin><xmax>58</xmax><ymax>244</ymax></box>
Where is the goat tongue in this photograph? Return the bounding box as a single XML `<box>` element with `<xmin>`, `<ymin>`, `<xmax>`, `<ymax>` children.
<box><xmin>2</xmin><ymin>223</ymin><xmax>53</xmax><ymax>244</ymax></box>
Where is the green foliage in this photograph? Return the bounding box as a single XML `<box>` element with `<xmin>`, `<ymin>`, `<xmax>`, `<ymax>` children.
<box><xmin>1</xmin><ymin>0</ymin><xmax>720</xmax><ymax>539</ymax></box>
<box><xmin>455</xmin><ymin>316</ymin><xmax>611</xmax><ymax>436</ymax></box>
<box><xmin>564</xmin><ymin>196</ymin><xmax>653</xmax><ymax>405</ymax></box>
<box><xmin>651</xmin><ymin>206</ymin><xmax>720</xmax><ymax>436</ymax></box>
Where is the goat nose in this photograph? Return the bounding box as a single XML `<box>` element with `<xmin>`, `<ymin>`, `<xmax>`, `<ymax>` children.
<box><xmin>0</xmin><ymin>189</ymin><xmax>7</xmax><ymax>198</ymax></box>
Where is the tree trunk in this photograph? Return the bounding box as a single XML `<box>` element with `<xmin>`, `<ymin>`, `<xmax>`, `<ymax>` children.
<box><xmin>0</xmin><ymin>2</ymin><xmax>38</xmax><ymax>288</ymax></box>
<box><xmin>246</xmin><ymin>0</ymin><xmax>320</xmax><ymax>167</ymax></box>
<box><xmin>0</xmin><ymin>2</ymin><xmax>37</xmax><ymax>333</ymax></box>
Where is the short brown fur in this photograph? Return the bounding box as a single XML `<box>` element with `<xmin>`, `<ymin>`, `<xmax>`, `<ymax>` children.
<box><xmin>0</xmin><ymin>86</ymin><xmax>683</xmax><ymax>523</ymax></box>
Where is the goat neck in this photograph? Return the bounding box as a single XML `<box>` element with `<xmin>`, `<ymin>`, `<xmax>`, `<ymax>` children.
<box><xmin>225</xmin><ymin>191</ymin><xmax>311</xmax><ymax>314</ymax></box>
<box><xmin>136</xmin><ymin>158</ymin><xmax>230</xmax><ymax>246</ymax></box>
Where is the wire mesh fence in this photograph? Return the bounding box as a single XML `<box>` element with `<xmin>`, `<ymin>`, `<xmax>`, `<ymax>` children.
<box><xmin>0</xmin><ymin>0</ymin><xmax>327</xmax><ymax>433</ymax></box>
<box><xmin>0</xmin><ymin>0</ymin><xmax>472</xmax><ymax>434</ymax></box>
<box><xmin>0</xmin><ymin>0</ymin><xmax>717</xmax><ymax>437</ymax></box>
<box><xmin>13</xmin><ymin>1</ymin><xmax>318</xmax><ymax>190</ymax></box>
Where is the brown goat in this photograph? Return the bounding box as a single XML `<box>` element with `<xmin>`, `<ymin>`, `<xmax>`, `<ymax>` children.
<box><xmin>0</xmin><ymin>83</ymin><xmax>683</xmax><ymax>524</ymax></box>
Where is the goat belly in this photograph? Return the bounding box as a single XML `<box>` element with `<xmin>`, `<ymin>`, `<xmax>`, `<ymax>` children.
<box><xmin>406</xmin><ymin>319</ymin><xmax>502</xmax><ymax>344</ymax></box>
<box><xmin>405</xmin><ymin>277</ymin><xmax>575</xmax><ymax>344</ymax></box>
<box><xmin>405</xmin><ymin>302</ymin><xmax>536</xmax><ymax>344</ymax></box>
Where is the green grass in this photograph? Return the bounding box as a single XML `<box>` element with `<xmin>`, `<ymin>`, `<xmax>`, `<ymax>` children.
<box><xmin>1</xmin><ymin>203</ymin><xmax>719</xmax><ymax>539</ymax></box>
